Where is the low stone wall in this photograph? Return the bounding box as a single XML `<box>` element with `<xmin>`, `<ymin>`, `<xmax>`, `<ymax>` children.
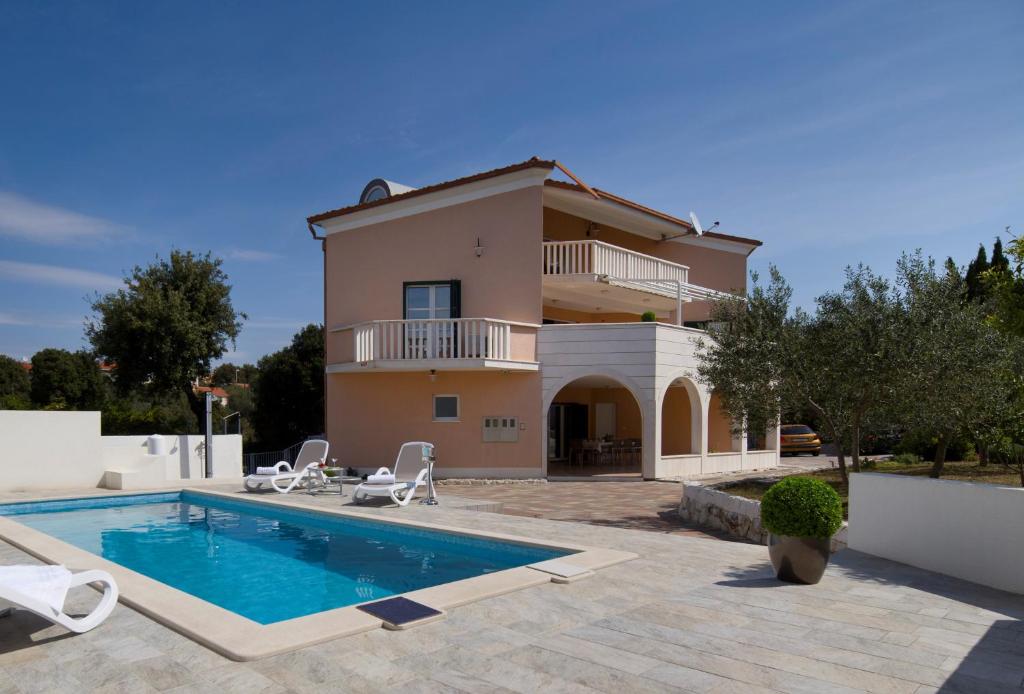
<box><xmin>678</xmin><ymin>482</ymin><xmax>768</xmax><ymax>544</ymax></box>
<box><xmin>678</xmin><ymin>482</ymin><xmax>848</xmax><ymax>551</ymax></box>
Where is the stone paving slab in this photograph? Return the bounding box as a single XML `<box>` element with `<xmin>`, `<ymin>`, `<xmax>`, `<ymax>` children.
<box><xmin>0</xmin><ymin>485</ymin><xmax>1021</xmax><ymax>693</ymax></box>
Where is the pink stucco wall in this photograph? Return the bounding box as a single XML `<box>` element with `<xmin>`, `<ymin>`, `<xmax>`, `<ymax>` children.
<box><xmin>324</xmin><ymin>187</ymin><xmax>544</xmax><ymax>351</ymax></box>
<box><xmin>329</xmin><ymin>371</ymin><xmax>541</xmax><ymax>472</ymax></box>
<box><xmin>323</xmin><ymin>186</ymin><xmax>545</xmax><ymax>470</ymax></box>
<box><xmin>320</xmin><ymin>182</ymin><xmax>752</xmax><ymax>473</ymax></box>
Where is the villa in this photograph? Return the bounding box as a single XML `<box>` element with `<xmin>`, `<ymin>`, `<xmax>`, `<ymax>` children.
<box><xmin>307</xmin><ymin>158</ymin><xmax>779</xmax><ymax>480</ymax></box>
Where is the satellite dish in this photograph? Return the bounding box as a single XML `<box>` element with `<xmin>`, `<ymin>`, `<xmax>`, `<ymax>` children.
<box><xmin>689</xmin><ymin>211</ymin><xmax>704</xmax><ymax>236</ymax></box>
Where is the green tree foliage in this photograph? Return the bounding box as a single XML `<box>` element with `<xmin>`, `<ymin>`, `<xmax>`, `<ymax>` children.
<box><xmin>0</xmin><ymin>355</ymin><xmax>31</xmax><ymax>409</ymax></box>
<box><xmin>87</xmin><ymin>251</ymin><xmax>245</xmax><ymax>433</ymax></box>
<box><xmin>101</xmin><ymin>392</ymin><xmax>196</xmax><ymax>435</ymax></box>
<box><xmin>963</xmin><ymin>243</ymin><xmax>989</xmax><ymax>302</ymax></box>
<box><xmin>808</xmin><ymin>266</ymin><xmax>903</xmax><ymax>473</ymax></box>
<box><xmin>698</xmin><ymin>265</ymin><xmax>902</xmax><ymax>484</ymax></box>
<box><xmin>251</xmin><ymin>324</ymin><xmax>324</xmax><ymax>450</ymax></box>
<box><xmin>29</xmin><ymin>348</ymin><xmax>106</xmax><ymax>410</ymax></box>
<box><xmin>696</xmin><ymin>267</ymin><xmax>790</xmax><ymax>441</ymax></box>
<box><xmin>893</xmin><ymin>252</ymin><xmax>1015</xmax><ymax>478</ymax></box>
<box><xmin>210</xmin><ymin>362</ymin><xmax>257</xmax><ymax>386</ymax></box>
<box><xmin>985</xmin><ymin>235</ymin><xmax>1024</xmax><ymax>338</ymax></box>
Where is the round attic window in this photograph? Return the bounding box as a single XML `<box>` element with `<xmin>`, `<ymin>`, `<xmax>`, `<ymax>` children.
<box><xmin>362</xmin><ymin>185</ymin><xmax>388</xmax><ymax>203</ymax></box>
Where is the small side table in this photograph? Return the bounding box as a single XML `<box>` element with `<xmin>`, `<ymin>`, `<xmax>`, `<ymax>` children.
<box><xmin>315</xmin><ymin>469</ymin><xmax>362</xmax><ymax>497</ymax></box>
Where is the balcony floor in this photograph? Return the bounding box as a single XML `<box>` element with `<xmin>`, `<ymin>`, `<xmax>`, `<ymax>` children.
<box><xmin>543</xmin><ymin>274</ymin><xmax>679</xmax><ymax>315</ymax></box>
<box><xmin>326</xmin><ymin>358</ymin><xmax>539</xmax><ymax>373</ymax></box>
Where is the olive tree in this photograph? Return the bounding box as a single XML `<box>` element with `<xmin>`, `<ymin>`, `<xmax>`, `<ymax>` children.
<box><xmin>808</xmin><ymin>265</ymin><xmax>903</xmax><ymax>472</ymax></box>
<box><xmin>697</xmin><ymin>264</ymin><xmax>903</xmax><ymax>484</ymax></box>
<box><xmin>87</xmin><ymin>251</ymin><xmax>245</xmax><ymax>434</ymax></box>
<box><xmin>696</xmin><ymin>267</ymin><xmax>789</xmax><ymax>448</ymax></box>
<box><xmin>894</xmin><ymin>252</ymin><xmax>1013</xmax><ymax>477</ymax></box>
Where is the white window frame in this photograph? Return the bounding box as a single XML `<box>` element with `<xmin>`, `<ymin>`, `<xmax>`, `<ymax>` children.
<box><xmin>432</xmin><ymin>394</ymin><xmax>460</xmax><ymax>422</ymax></box>
<box><xmin>405</xmin><ymin>283</ymin><xmax>451</xmax><ymax>320</ymax></box>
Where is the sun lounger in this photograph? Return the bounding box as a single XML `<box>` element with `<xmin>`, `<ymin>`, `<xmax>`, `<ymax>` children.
<box><xmin>353</xmin><ymin>441</ymin><xmax>435</xmax><ymax>507</ymax></box>
<box><xmin>243</xmin><ymin>439</ymin><xmax>329</xmax><ymax>493</ymax></box>
<box><xmin>0</xmin><ymin>564</ymin><xmax>118</xmax><ymax>633</ymax></box>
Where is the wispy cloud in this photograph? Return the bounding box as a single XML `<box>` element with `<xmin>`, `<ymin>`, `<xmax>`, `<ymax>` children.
<box><xmin>0</xmin><ymin>260</ymin><xmax>122</xmax><ymax>291</ymax></box>
<box><xmin>227</xmin><ymin>248</ymin><xmax>281</xmax><ymax>262</ymax></box>
<box><xmin>0</xmin><ymin>192</ymin><xmax>127</xmax><ymax>245</ymax></box>
<box><xmin>0</xmin><ymin>311</ymin><xmax>82</xmax><ymax>328</ymax></box>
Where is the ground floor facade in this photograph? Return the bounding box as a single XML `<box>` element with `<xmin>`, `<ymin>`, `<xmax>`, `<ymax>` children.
<box><xmin>326</xmin><ymin>322</ymin><xmax>779</xmax><ymax>480</ymax></box>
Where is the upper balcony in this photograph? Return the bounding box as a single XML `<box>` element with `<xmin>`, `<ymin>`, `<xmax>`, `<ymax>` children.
<box><xmin>543</xmin><ymin>240</ymin><xmax>714</xmax><ymax>317</ymax></box>
<box><xmin>326</xmin><ymin>318</ymin><xmax>539</xmax><ymax>373</ymax></box>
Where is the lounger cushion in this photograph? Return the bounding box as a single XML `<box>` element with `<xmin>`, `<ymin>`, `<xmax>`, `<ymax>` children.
<box><xmin>0</xmin><ymin>565</ymin><xmax>72</xmax><ymax>611</ymax></box>
<box><xmin>256</xmin><ymin>466</ymin><xmax>280</xmax><ymax>475</ymax></box>
<box><xmin>367</xmin><ymin>473</ymin><xmax>396</xmax><ymax>485</ymax></box>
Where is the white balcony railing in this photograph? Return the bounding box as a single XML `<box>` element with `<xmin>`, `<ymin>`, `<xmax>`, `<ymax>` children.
<box><xmin>543</xmin><ymin>240</ymin><xmax>689</xmax><ymax>285</ymax></box>
<box><xmin>352</xmin><ymin>318</ymin><xmax>515</xmax><ymax>362</ymax></box>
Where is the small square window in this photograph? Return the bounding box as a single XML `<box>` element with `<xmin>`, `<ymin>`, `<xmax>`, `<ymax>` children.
<box><xmin>433</xmin><ymin>395</ymin><xmax>460</xmax><ymax>422</ymax></box>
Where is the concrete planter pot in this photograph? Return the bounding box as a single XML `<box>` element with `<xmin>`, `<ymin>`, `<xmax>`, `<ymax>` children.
<box><xmin>768</xmin><ymin>534</ymin><xmax>831</xmax><ymax>585</ymax></box>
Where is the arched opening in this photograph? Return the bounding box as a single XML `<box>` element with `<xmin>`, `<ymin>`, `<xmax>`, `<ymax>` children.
<box><xmin>547</xmin><ymin>375</ymin><xmax>643</xmax><ymax>477</ymax></box>
<box><xmin>661</xmin><ymin>377</ymin><xmax>701</xmax><ymax>456</ymax></box>
<box><xmin>708</xmin><ymin>391</ymin><xmax>741</xmax><ymax>454</ymax></box>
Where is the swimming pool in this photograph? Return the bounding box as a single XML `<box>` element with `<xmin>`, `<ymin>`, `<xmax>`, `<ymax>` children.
<box><xmin>0</xmin><ymin>491</ymin><xmax>570</xmax><ymax>624</ymax></box>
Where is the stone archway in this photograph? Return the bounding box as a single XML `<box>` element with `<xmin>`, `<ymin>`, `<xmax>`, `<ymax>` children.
<box><xmin>660</xmin><ymin>376</ymin><xmax>702</xmax><ymax>456</ymax></box>
<box><xmin>545</xmin><ymin>373</ymin><xmax>645</xmax><ymax>478</ymax></box>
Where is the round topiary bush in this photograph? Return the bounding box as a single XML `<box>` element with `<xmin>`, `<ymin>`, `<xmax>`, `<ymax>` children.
<box><xmin>760</xmin><ymin>477</ymin><xmax>843</xmax><ymax>540</ymax></box>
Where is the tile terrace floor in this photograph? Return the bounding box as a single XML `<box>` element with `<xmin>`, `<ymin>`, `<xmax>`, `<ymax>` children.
<box><xmin>439</xmin><ymin>480</ymin><xmax>736</xmax><ymax>540</ymax></box>
<box><xmin>0</xmin><ymin>485</ymin><xmax>1022</xmax><ymax>693</ymax></box>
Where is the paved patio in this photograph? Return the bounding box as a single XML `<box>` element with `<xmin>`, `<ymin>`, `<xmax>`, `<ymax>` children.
<box><xmin>1</xmin><ymin>485</ymin><xmax>1023</xmax><ymax>693</ymax></box>
<box><xmin>440</xmin><ymin>480</ymin><xmax>734</xmax><ymax>540</ymax></box>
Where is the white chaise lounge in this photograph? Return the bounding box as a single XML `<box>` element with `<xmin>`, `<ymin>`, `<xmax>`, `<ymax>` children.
<box><xmin>353</xmin><ymin>441</ymin><xmax>435</xmax><ymax>507</ymax></box>
<box><xmin>243</xmin><ymin>439</ymin><xmax>330</xmax><ymax>494</ymax></box>
<box><xmin>0</xmin><ymin>564</ymin><xmax>118</xmax><ymax>634</ymax></box>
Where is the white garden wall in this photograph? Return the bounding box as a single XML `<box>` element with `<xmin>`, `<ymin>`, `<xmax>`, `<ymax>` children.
<box><xmin>0</xmin><ymin>410</ymin><xmax>241</xmax><ymax>492</ymax></box>
<box><xmin>0</xmin><ymin>410</ymin><xmax>104</xmax><ymax>489</ymax></box>
<box><xmin>849</xmin><ymin>473</ymin><xmax>1024</xmax><ymax>595</ymax></box>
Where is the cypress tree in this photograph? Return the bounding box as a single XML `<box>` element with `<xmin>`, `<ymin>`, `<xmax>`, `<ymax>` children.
<box><xmin>991</xmin><ymin>237</ymin><xmax>1009</xmax><ymax>273</ymax></box>
<box><xmin>964</xmin><ymin>244</ymin><xmax>989</xmax><ymax>302</ymax></box>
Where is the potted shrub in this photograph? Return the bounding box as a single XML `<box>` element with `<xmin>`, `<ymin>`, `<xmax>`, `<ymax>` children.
<box><xmin>640</xmin><ymin>311</ymin><xmax>657</xmax><ymax>322</ymax></box>
<box><xmin>760</xmin><ymin>477</ymin><xmax>843</xmax><ymax>584</ymax></box>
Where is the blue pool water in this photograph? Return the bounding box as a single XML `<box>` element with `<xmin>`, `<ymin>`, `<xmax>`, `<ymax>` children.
<box><xmin>0</xmin><ymin>492</ymin><xmax>570</xmax><ymax>624</ymax></box>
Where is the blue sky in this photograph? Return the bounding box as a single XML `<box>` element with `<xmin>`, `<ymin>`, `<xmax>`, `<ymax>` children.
<box><xmin>1</xmin><ymin>1</ymin><xmax>1022</xmax><ymax>364</ymax></box>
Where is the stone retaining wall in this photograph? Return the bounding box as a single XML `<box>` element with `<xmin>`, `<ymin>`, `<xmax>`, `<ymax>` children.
<box><xmin>678</xmin><ymin>482</ymin><xmax>848</xmax><ymax>551</ymax></box>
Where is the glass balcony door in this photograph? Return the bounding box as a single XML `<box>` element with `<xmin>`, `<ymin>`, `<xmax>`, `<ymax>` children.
<box><xmin>404</xmin><ymin>283</ymin><xmax>452</xmax><ymax>358</ymax></box>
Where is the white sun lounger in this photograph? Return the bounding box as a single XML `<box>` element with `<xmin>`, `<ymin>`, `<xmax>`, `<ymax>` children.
<box><xmin>0</xmin><ymin>564</ymin><xmax>118</xmax><ymax>634</ymax></box>
<box><xmin>243</xmin><ymin>439</ymin><xmax>330</xmax><ymax>494</ymax></box>
<box><xmin>353</xmin><ymin>441</ymin><xmax>435</xmax><ymax>507</ymax></box>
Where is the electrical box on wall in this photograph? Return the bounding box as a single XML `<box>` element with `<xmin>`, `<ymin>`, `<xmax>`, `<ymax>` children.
<box><xmin>483</xmin><ymin>416</ymin><xmax>519</xmax><ymax>442</ymax></box>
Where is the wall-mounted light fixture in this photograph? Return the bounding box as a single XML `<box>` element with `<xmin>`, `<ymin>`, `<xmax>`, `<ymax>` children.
<box><xmin>429</xmin><ymin>369</ymin><xmax>437</xmax><ymax>382</ymax></box>
<box><xmin>475</xmin><ymin>237</ymin><xmax>484</xmax><ymax>257</ymax></box>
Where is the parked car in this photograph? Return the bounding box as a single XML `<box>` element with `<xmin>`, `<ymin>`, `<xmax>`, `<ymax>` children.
<box><xmin>780</xmin><ymin>424</ymin><xmax>821</xmax><ymax>456</ymax></box>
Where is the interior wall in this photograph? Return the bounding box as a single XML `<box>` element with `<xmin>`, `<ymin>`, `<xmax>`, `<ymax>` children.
<box><xmin>708</xmin><ymin>391</ymin><xmax>738</xmax><ymax>453</ymax></box>
<box><xmin>542</xmin><ymin>207</ymin><xmax>748</xmax><ymax>296</ymax></box>
<box><xmin>551</xmin><ymin>385</ymin><xmax>642</xmax><ymax>440</ymax></box>
<box><xmin>543</xmin><ymin>306</ymin><xmax>645</xmax><ymax>324</ymax></box>
<box><xmin>661</xmin><ymin>386</ymin><xmax>694</xmax><ymax>455</ymax></box>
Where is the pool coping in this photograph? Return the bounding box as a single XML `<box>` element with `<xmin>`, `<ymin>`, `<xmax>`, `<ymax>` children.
<box><xmin>0</xmin><ymin>487</ymin><xmax>637</xmax><ymax>661</ymax></box>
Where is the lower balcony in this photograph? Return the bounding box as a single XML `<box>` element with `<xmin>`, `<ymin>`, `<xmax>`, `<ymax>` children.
<box><xmin>326</xmin><ymin>318</ymin><xmax>539</xmax><ymax>373</ymax></box>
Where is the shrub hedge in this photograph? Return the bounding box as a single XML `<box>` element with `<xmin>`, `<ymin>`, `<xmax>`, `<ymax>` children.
<box><xmin>760</xmin><ymin>476</ymin><xmax>843</xmax><ymax>539</ymax></box>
